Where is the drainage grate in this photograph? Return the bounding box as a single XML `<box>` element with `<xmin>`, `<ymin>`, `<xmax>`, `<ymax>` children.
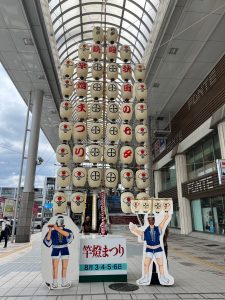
<box><xmin>108</xmin><ymin>283</ymin><xmax>139</xmax><ymax>292</ymax></box>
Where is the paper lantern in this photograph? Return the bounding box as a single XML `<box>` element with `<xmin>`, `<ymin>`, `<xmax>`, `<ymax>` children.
<box><xmin>163</xmin><ymin>199</ymin><xmax>173</xmax><ymax>214</ymax></box>
<box><xmin>120</xmin><ymin>146</ymin><xmax>134</xmax><ymax>164</ymax></box>
<box><xmin>89</xmin><ymin>102</ymin><xmax>102</xmax><ymax>120</ymax></box>
<box><xmin>61</xmin><ymin>59</ymin><xmax>74</xmax><ymax>78</ymax></box>
<box><xmin>135</xmin><ymin>103</ymin><xmax>148</xmax><ymax>121</ymax></box>
<box><xmin>71</xmin><ymin>192</ymin><xmax>85</xmax><ymax>214</ymax></box>
<box><xmin>134</xmin><ymin>63</ymin><xmax>146</xmax><ymax>82</ymax></box>
<box><xmin>92</xmin><ymin>26</ymin><xmax>104</xmax><ymax>43</ymax></box>
<box><xmin>135</xmin><ymin>146</ymin><xmax>148</xmax><ymax>165</ymax></box>
<box><xmin>121</xmin><ymin>192</ymin><xmax>133</xmax><ymax>214</ymax></box>
<box><xmin>76</xmin><ymin>101</ymin><xmax>88</xmax><ymax>120</ymax></box>
<box><xmin>121</xmin><ymin>64</ymin><xmax>132</xmax><ymax>81</ymax></box>
<box><xmin>136</xmin><ymin>192</ymin><xmax>150</xmax><ymax>200</ymax></box>
<box><xmin>88</xmin><ymin>168</ymin><xmax>102</xmax><ymax>188</ymax></box>
<box><xmin>56</xmin><ymin>166</ymin><xmax>71</xmax><ymax>188</ymax></box>
<box><xmin>135</xmin><ymin>82</ymin><xmax>148</xmax><ymax>102</ymax></box>
<box><xmin>120</xmin><ymin>124</ymin><xmax>132</xmax><ymax>143</ymax></box>
<box><xmin>56</xmin><ymin>144</ymin><xmax>71</xmax><ymax>164</ymax></box>
<box><xmin>59</xmin><ymin>122</ymin><xmax>72</xmax><ymax>141</ymax></box>
<box><xmin>90</xmin><ymin>82</ymin><xmax>103</xmax><ymax>99</ymax></box>
<box><xmin>91</xmin><ymin>43</ymin><xmax>102</xmax><ymax>61</ymax></box>
<box><xmin>131</xmin><ymin>199</ymin><xmax>141</xmax><ymax>214</ymax></box>
<box><xmin>104</xmin><ymin>145</ymin><xmax>118</xmax><ymax>164</ymax></box>
<box><xmin>78</xmin><ymin>43</ymin><xmax>90</xmax><ymax>61</ymax></box>
<box><xmin>120</xmin><ymin>45</ymin><xmax>131</xmax><ymax>62</ymax></box>
<box><xmin>153</xmin><ymin>199</ymin><xmax>163</xmax><ymax>214</ymax></box>
<box><xmin>136</xmin><ymin>169</ymin><xmax>149</xmax><ymax>189</ymax></box>
<box><xmin>61</xmin><ymin>78</ymin><xmax>74</xmax><ymax>99</ymax></box>
<box><xmin>121</xmin><ymin>83</ymin><xmax>133</xmax><ymax>100</ymax></box>
<box><xmin>72</xmin><ymin>167</ymin><xmax>87</xmax><ymax>187</ymax></box>
<box><xmin>53</xmin><ymin>192</ymin><xmax>67</xmax><ymax>214</ymax></box>
<box><xmin>106</xmin><ymin>27</ymin><xmax>118</xmax><ymax>43</ymax></box>
<box><xmin>105</xmin><ymin>168</ymin><xmax>118</xmax><ymax>188</ymax></box>
<box><xmin>73</xmin><ymin>122</ymin><xmax>87</xmax><ymax>141</ymax></box>
<box><xmin>73</xmin><ymin>144</ymin><xmax>86</xmax><ymax>164</ymax></box>
<box><xmin>60</xmin><ymin>100</ymin><xmax>72</xmax><ymax>119</ymax></box>
<box><xmin>107</xmin><ymin>63</ymin><xmax>118</xmax><ymax>81</ymax></box>
<box><xmin>92</xmin><ymin>62</ymin><xmax>103</xmax><ymax>80</ymax></box>
<box><xmin>106</xmin><ymin>44</ymin><xmax>117</xmax><ymax>61</ymax></box>
<box><xmin>89</xmin><ymin>144</ymin><xmax>103</xmax><ymax>164</ymax></box>
<box><xmin>135</xmin><ymin>125</ymin><xmax>148</xmax><ymax>143</ymax></box>
<box><xmin>120</xmin><ymin>103</ymin><xmax>133</xmax><ymax>121</ymax></box>
<box><xmin>106</xmin><ymin>124</ymin><xmax>120</xmax><ymax>142</ymax></box>
<box><xmin>107</xmin><ymin>103</ymin><xmax>119</xmax><ymax>121</ymax></box>
<box><xmin>76</xmin><ymin>80</ymin><xmax>88</xmax><ymax>98</ymax></box>
<box><xmin>141</xmin><ymin>200</ymin><xmax>151</xmax><ymax>214</ymax></box>
<box><xmin>88</xmin><ymin>122</ymin><xmax>103</xmax><ymax>141</ymax></box>
<box><xmin>121</xmin><ymin>169</ymin><xmax>134</xmax><ymax>189</ymax></box>
<box><xmin>76</xmin><ymin>61</ymin><xmax>88</xmax><ymax>79</ymax></box>
<box><xmin>106</xmin><ymin>82</ymin><xmax>118</xmax><ymax>100</ymax></box>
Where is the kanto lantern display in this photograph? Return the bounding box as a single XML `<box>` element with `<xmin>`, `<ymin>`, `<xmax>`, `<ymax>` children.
<box><xmin>90</xmin><ymin>82</ymin><xmax>103</xmax><ymax>99</ymax></box>
<box><xmin>73</xmin><ymin>122</ymin><xmax>87</xmax><ymax>141</ymax></box>
<box><xmin>120</xmin><ymin>103</ymin><xmax>133</xmax><ymax>121</ymax></box>
<box><xmin>136</xmin><ymin>192</ymin><xmax>150</xmax><ymax>200</ymax></box>
<box><xmin>135</xmin><ymin>125</ymin><xmax>148</xmax><ymax>143</ymax></box>
<box><xmin>59</xmin><ymin>122</ymin><xmax>72</xmax><ymax>141</ymax></box>
<box><xmin>136</xmin><ymin>169</ymin><xmax>150</xmax><ymax>189</ymax></box>
<box><xmin>134</xmin><ymin>63</ymin><xmax>146</xmax><ymax>82</ymax></box>
<box><xmin>73</xmin><ymin>144</ymin><xmax>86</xmax><ymax>164</ymax></box>
<box><xmin>89</xmin><ymin>102</ymin><xmax>102</xmax><ymax>120</ymax></box>
<box><xmin>135</xmin><ymin>146</ymin><xmax>148</xmax><ymax>165</ymax></box>
<box><xmin>121</xmin><ymin>83</ymin><xmax>133</xmax><ymax>100</ymax></box>
<box><xmin>135</xmin><ymin>103</ymin><xmax>147</xmax><ymax>121</ymax></box>
<box><xmin>121</xmin><ymin>192</ymin><xmax>133</xmax><ymax>213</ymax></box>
<box><xmin>106</xmin><ymin>124</ymin><xmax>120</xmax><ymax>142</ymax></box>
<box><xmin>121</xmin><ymin>64</ymin><xmax>132</xmax><ymax>81</ymax></box>
<box><xmin>56</xmin><ymin>166</ymin><xmax>71</xmax><ymax>188</ymax></box>
<box><xmin>60</xmin><ymin>100</ymin><xmax>72</xmax><ymax>119</ymax></box>
<box><xmin>72</xmin><ymin>167</ymin><xmax>87</xmax><ymax>187</ymax></box>
<box><xmin>78</xmin><ymin>43</ymin><xmax>90</xmax><ymax>61</ymax></box>
<box><xmin>76</xmin><ymin>61</ymin><xmax>88</xmax><ymax>79</ymax></box>
<box><xmin>120</xmin><ymin>124</ymin><xmax>132</xmax><ymax>143</ymax></box>
<box><xmin>135</xmin><ymin>82</ymin><xmax>148</xmax><ymax>102</ymax></box>
<box><xmin>105</xmin><ymin>168</ymin><xmax>118</xmax><ymax>188</ymax></box>
<box><xmin>104</xmin><ymin>145</ymin><xmax>118</xmax><ymax>164</ymax></box>
<box><xmin>107</xmin><ymin>63</ymin><xmax>118</xmax><ymax>81</ymax></box>
<box><xmin>107</xmin><ymin>103</ymin><xmax>119</xmax><ymax>121</ymax></box>
<box><xmin>106</xmin><ymin>82</ymin><xmax>118</xmax><ymax>100</ymax></box>
<box><xmin>71</xmin><ymin>192</ymin><xmax>85</xmax><ymax>213</ymax></box>
<box><xmin>76</xmin><ymin>101</ymin><xmax>88</xmax><ymax>120</ymax></box>
<box><xmin>91</xmin><ymin>43</ymin><xmax>102</xmax><ymax>61</ymax></box>
<box><xmin>92</xmin><ymin>62</ymin><xmax>103</xmax><ymax>80</ymax></box>
<box><xmin>121</xmin><ymin>169</ymin><xmax>134</xmax><ymax>189</ymax></box>
<box><xmin>61</xmin><ymin>78</ymin><xmax>74</xmax><ymax>98</ymax></box>
<box><xmin>89</xmin><ymin>144</ymin><xmax>103</xmax><ymax>164</ymax></box>
<box><xmin>88</xmin><ymin>168</ymin><xmax>102</xmax><ymax>188</ymax></box>
<box><xmin>106</xmin><ymin>27</ymin><xmax>118</xmax><ymax>44</ymax></box>
<box><xmin>120</xmin><ymin>146</ymin><xmax>134</xmax><ymax>164</ymax></box>
<box><xmin>92</xmin><ymin>26</ymin><xmax>104</xmax><ymax>43</ymax></box>
<box><xmin>88</xmin><ymin>122</ymin><xmax>103</xmax><ymax>141</ymax></box>
<box><xmin>106</xmin><ymin>44</ymin><xmax>117</xmax><ymax>61</ymax></box>
<box><xmin>120</xmin><ymin>45</ymin><xmax>131</xmax><ymax>62</ymax></box>
<box><xmin>76</xmin><ymin>80</ymin><xmax>88</xmax><ymax>98</ymax></box>
<box><xmin>56</xmin><ymin>144</ymin><xmax>71</xmax><ymax>164</ymax></box>
<box><xmin>61</xmin><ymin>59</ymin><xmax>75</xmax><ymax>78</ymax></box>
<box><xmin>53</xmin><ymin>192</ymin><xmax>67</xmax><ymax>214</ymax></box>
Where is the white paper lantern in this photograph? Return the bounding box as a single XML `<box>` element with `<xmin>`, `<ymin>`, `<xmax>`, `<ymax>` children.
<box><xmin>136</xmin><ymin>192</ymin><xmax>150</xmax><ymax>200</ymax></box>
<box><xmin>106</xmin><ymin>82</ymin><xmax>118</xmax><ymax>100</ymax></box>
<box><xmin>78</xmin><ymin>43</ymin><xmax>90</xmax><ymax>61</ymax></box>
<box><xmin>107</xmin><ymin>63</ymin><xmax>118</xmax><ymax>81</ymax></box>
<box><xmin>135</xmin><ymin>146</ymin><xmax>148</xmax><ymax>165</ymax></box>
<box><xmin>89</xmin><ymin>102</ymin><xmax>102</xmax><ymax>120</ymax></box>
<box><xmin>72</xmin><ymin>167</ymin><xmax>87</xmax><ymax>187</ymax></box>
<box><xmin>136</xmin><ymin>169</ymin><xmax>149</xmax><ymax>189</ymax></box>
<box><xmin>134</xmin><ymin>63</ymin><xmax>146</xmax><ymax>82</ymax></box>
<box><xmin>56</xmin><ymin>167</ymin><xmax>71</xmax><ymax>188</ymax></box>
<box><xmin>120</xmin><ymin>45</ymin><xmax>131</xmax><ymax>62</ymax></box>
<box><xmin>60</xmin><ymin>100</ymin><xmax>73</xmax><ymax>119</ymax></box>
<box><xmin>120</xmin><ymin>146</ymin><xmax>134</xmax><ymax>164</ymax></box>
<box><xmin>61</xmin><ymin>59</ymin><xmax>75</xmax><ymax>78</ymax></box>
<box><xmin>59</xmin><ymin>122</ymin><xmax>72</xmax><ymax>141</ymax></box>
<box><xmin>153</xmin><ymin>199</ymin><xmax>163</xmax><ymax>214</ymax></box>
<box><xmin>121</xmin><ymin>83</ymin><xmax>133</xmax><ymax>100</ymax></box>
<box><xmin>90</xmin><ymin>82</ymin><xmax>103</xmax><ymax>99</ymax></box>
<box><xmin>92</xmin><ymin>62</ymin><xmax>103</xmax><ymax>80</ymax></box>
<box><xmin>120</xmin><ymin>103</ymin><xmax>133</xmax><ymax>121</ymax></box>
<box><xmin>61</xmin><ymin>78</ymin><xmax>74</xmax><ymax>99</ymax></box>
<box><xmin>135</xmin><ymin>82</ymin><xmax>148</xmax><ymax>102</ymax></box>
<box><xmin>121</xmin><ymin>169</ymin><xmax>134</xmax><ymax>189</ymax></box>
<box><xmin>141</xmin><ymin>200</ymin><xmax>151</xmax><ymax>214</ymax></box>
<box><xmin>91</xmin><ymin>43</ymin><xmax>102</xmax><ymax>61</ymax></box>
<box><xmin>107</xmin><ymin>103</ymin><xmax>119</xmax><ymax>121</ymax></box>
<box><xmin>135</xmin><ymin>125</ymin><xmax>148</xmax><ymax>143</ymax></box>
<box><xmin>121</xmin><ymin>192</ymin><xmax>133</xmax><ymax>214</ymax></box>
<box><xmin>76</xmin><ymin>61</ymin><xmax>88</xmax><ymax>79</ymax></box>
<box><xmin>71</xmin><ymin>192</ymin><xmax>85</xmax><ymax>213</ymax></box>
<box><xmin>121</xmin><ymin>64</ymin><xmax>132</xmax><ymax>81</ymax></box>
<box><xmin>88</xmin><ymin>122</ymin><xmax>103</xmax><ymax>141</ymax></box>
<box><xmin>88</xmin><ymin>168</ymin><xmax>102</xmax><ymax>188</ymax></box>
<box><xmin>73</xmin><ymin>122</ymin><xmax>87</xmax><ymax>141</ymax></box>
<box><xmin>106</xmin><ymin>27</ymin><xmax>118</xmax><ymax>43</ymax></box>
<box><xmin>135</xmin><ymin>103</ymin><xmax>148</xmax><ymax>121</ymax></box>
<box><xmin>53</xmin><ymin>192</ymin><xmax>67</xmax><ymax>215</ymax></box>
<box><xmin>106</xmin><ymin>124</ymin><xmax>120</xmax><ymax>142</ymax></box>
<box><xmin>89</xmin><ymin>144</ymin><xmax>103</xmax><ymax>164</ymax></box>
<box><xmin>120</xmin><ymin>124</ymin><xmax>132</xmax><ymax>143</ymax></box>
<box><xmin>56</xmin><ymin>144</ymin><xmax>71</xmax><ymax>164</ymax></box>
<box><xmin>105</xmin><ymin>168</ymin><xmax>118</xmax><ymax>188</ymax></box>
<box><xmin>131</xmin><ymin>199</ymin><xmax>141</xmax><ymax>214</ymax></box>
<box><xmin>76</xmin><ymin>80</ymin><xmax>88</xmax><ymax>98</ymax></box>
<box><xmin>76</xmin><ymin>101</ymin><xmax>88</xmax><ymax>120</ymax></box>
<box><xmin>163</xmin><ymin>199</ymin><xmax>173</xmax><ymax>213</ymax></box>
<box><xmin>104</xmin><ymin>145</ymin><xmax>118</xmax><ymax>164</ymax></box>
<box><xmin>73</xmin><ymin>144</ymin><xmax>86</xmax><ymax>164</ymax></box>
<box><xmin>106</xmin><ymin>44</ymin><xmax>117</xmax><ymax>61</ymax></box>
<box><xmin>92</xmin><ymin>26</ymin><xmax>104</xmax><ymax>43</ymax></box>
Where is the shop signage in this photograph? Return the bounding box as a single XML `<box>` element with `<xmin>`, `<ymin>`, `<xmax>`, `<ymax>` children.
<box><xmin>216</xmin><ymin>159</ymin><xmax>225</xmax><ymax>184</ymax></box>
<box><xmin>186</xmin><ymin>176</ymin><xmax>214</xmax><ymax>194</ymax></box>
<box><xmin>3</xmin><ymin>199</ymin><xmax>15</xmax><ymax>217</ymax></box>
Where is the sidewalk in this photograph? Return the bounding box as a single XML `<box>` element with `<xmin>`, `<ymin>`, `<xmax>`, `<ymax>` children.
<box><xmin>0</xmin><ymin>227</ymin><xmax>224</xmax><ymax>299</ymax></box>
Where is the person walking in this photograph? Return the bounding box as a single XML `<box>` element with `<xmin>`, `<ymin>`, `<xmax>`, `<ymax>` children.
<box><xmin>0</xmin><ymin>216</ymin><xmax>11</xmax><ymax>248</ymax></box>
<box><xmin>81</xmin><ymin>216</ymin><xmax>92</xmax><ymax>235</ymax></box>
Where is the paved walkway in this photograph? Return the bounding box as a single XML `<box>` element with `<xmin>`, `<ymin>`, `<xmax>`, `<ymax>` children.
<box><xmin>0</xmin><ymin>227</ymin><xmax>225</xmax><ymax>299</ymax></box>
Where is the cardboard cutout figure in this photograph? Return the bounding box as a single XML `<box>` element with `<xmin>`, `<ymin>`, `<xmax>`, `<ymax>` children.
<box><xmin>42</xmin><ymin>215</ymin><xmax>80</xmax><ymax>289</ymax></box>
<box><xmin>129</xmin><ymin>200</ymin><xmax>174</xmax><ymax>286</ymax></box>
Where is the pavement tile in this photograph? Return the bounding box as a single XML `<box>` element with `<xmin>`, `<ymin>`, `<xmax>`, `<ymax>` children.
<box><xmin>131</xmin><ymin>294</ymin><xmax>156</xmax><ymax>299</ymax></box>
<box><xmin>4</xmin><ymin>288</ymin><xmax>24</xmax><ymax>297</ymax></box>
<box><xmin>178</xmin><ymin>294</ymin><xmax>204</xmax><ymax>299</ymax></box>
<box><xmin>154</xmin><ymin>294</ymin><xmax>180</xmax><ymax>299</ymax></box>
<box><xmin>200</xmin><ymin>295</ymin><xmax>225</xmax><ymax>299</ymax></box>
<box><xmin>57</xmin><ymin>296</ymin><xmax>82</xmax><ymax>300</ymax></box>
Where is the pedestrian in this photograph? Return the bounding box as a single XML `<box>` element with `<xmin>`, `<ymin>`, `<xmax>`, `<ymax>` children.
<box><xmin>0</xmin><ymin>216</ymin><xmax>11</xmax><ymax>248</ymax></box>
<box><xmin>81</xmin><ymin>216</ymin><xmax>92</xmax><ymax>235</ymax></box>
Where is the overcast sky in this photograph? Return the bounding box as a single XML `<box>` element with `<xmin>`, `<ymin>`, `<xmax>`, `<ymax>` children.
<box><xmin>0</xmin><ymin>64</ymin><xmax>57</xmax><ymax>188</ymax></box>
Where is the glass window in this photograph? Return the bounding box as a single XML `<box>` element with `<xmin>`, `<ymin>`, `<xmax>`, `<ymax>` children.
<box><xmin>213</xmin><ymin>133</ymin><xmax>221</xmax><ymax>160</ymax></box>
<box><xmin>161</xmin><ymin>160</ymin><xmax>176</xmax><ymax>191</ymax></box>
<box><xmin>203</xmin><ymin>139</ymin><xmax>214</xmax><ymax>174</ymax></box>
<box><xmin>169</xmin><ymin>201</ymin><xmax>180</xmax><ymax>228</ymax></box>
<box><xmin>194</xmin><ymin>145</ymin><xmax>204</xmax><ymax>177</ymax></box>
<box><xmin>211</xmin><ymin>196</ymin><xmax>224</xmax><ymax>234</ymax></box>
<box><xmin>187</xmin><ymin>151</ymin><xmax>195</xmax><ymax>180</ymax></box>
<box><xmin>202</xmin><ymin>198</ymin><xmax>213</xmax><ymax>233</ymax></box>
<box><xmin>191</xmin><ymin>199</ymin><xmax>203</xmax><ymax>231</ymax></box>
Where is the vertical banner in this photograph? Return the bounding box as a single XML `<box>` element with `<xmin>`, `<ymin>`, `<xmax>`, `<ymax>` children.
<box><xmin>101</xmin><ymin>190</ymin><xmax>105</xmax><ymax>235</ymax></box>
<box><xmin>216</xmin><ymin>159</ymin><xmax>225</xmax><ymax>184</ymax></box>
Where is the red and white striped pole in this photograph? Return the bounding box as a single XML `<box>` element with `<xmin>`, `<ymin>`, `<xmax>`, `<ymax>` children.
<box><xmin>101</xmin><ymin>190</ymin><xmax>105</xmax><ymax>235</ymax></box>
